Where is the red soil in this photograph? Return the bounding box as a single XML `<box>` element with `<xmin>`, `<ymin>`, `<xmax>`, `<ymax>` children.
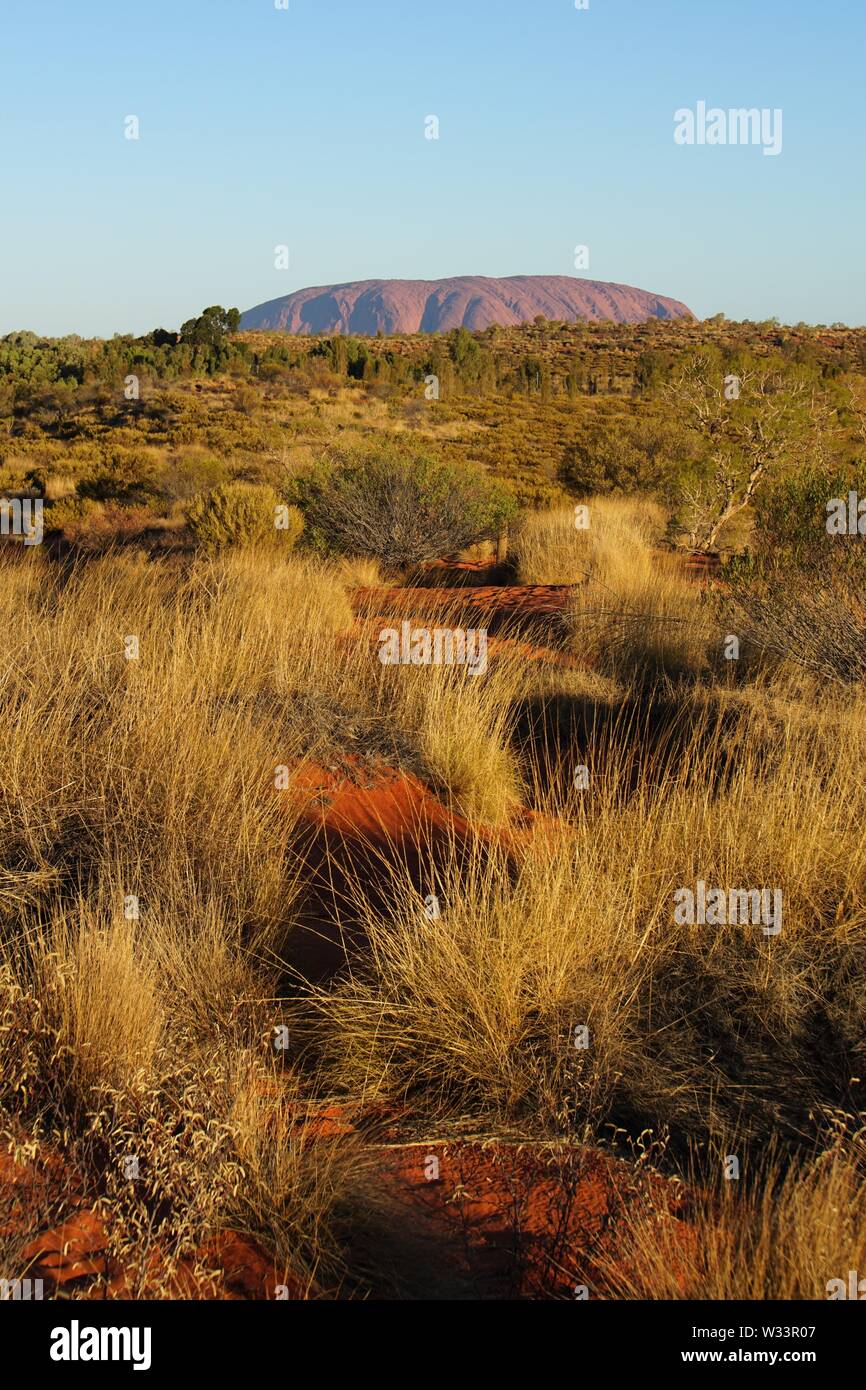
<box><xmin>370</xmin><ymin>1139</ymin><xmax>691</xmax><ymax>1300</ymax></box>
<box><xmin>0</xmin><ymin>1146</ymin><xmax>308</xmax><ymax>1300</ymax></box>
<box><xmin>351</xmin><ymin>580</ymin><xmax>582</xmax><ymax>668</ymax></box>
<box><xmin>1</xmin><ymin>1132</ymin><xmax>695</xmax><ymax>1300</ymax></box>
<box><xmin>349</xmin><ymin>613</ymin><xmax>584</xmax><ymax>670</ymax></box>
<box><xmin>354</xmin><ymin>583</ymin><xmax>577</xmax><ymax>624</ymax></box>
<box><xmin>286</xmin><ymin>758</ymin><xmax>550</xmax><ymax>981</ymax></box>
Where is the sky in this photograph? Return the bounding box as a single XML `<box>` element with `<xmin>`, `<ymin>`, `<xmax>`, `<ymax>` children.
<box><xmin>1</xmin><ymin>0</ymin><xmax>864</xmax><ymax>336</ymax></box>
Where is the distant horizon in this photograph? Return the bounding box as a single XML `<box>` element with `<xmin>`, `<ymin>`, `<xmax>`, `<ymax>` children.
<box><xmin>7</xmin><ymin>272</ymin><xmax>866</xmax><ymax>341</ymax></box>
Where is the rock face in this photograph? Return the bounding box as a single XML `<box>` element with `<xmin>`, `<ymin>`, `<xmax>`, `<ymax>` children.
<box><xmin>240</xmin><ymin>275</ymin><xmax>694</xmax><ymax>335</ymax></box>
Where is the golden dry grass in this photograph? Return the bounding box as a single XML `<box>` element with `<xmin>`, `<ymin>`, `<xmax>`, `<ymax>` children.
<box><xmin>0</xmin><ymin>545</ymin><xmax>530</xmax><ymax>1289</ymax></box>
<box><xmin>300</xmin><ymin>680</ymin><xmax>866</xmax><ymax>1147</ymax></box>
<box><xmin>2</xmin><ymin>499</ymin><xmax>865</xmax><ymax>1298</ymax></box>
<box><xmin>588</xmin><ymin>1135</ymin><xmax>866</xmax><ymax>1300</ymax></box>
<box><xmin>513</xmin><ymin>499</ymin><xmax>713</xmax><ymax>678</ymax></box>
<box><xmin>513</xmin><ymin>497</ymin><xmax>666</xmax><ymax>586</ymax></box>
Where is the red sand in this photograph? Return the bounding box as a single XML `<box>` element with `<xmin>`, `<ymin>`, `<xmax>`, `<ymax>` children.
<box><xmin>1</xmin><ymin>1146</ymin><xmax>309</xmax><ymax>1300</ymax></box>
<box><xmin>1</xmin><ymin>1127</ymin><xmax>693</xmax><ymax>1299</ymax></box>
<box><xmin>370</xmin><ymin>1139</ymin><xmax>690</xmax><ymax>1299</ymax></box>
<box><xmin>354</xmin><ymin>582</ymin><xmax>577</xmax><ymax>622</ymax></box>
<box><xmin>286</xmin><ymin>758</ymin><xmax>549</xmax><ymax>981</ymax></box>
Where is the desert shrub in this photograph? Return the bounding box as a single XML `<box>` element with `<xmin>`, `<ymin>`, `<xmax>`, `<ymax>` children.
<box><xmin>726</xmin><ymin>553</ymin><xmax>866</xmax><ymax>684</ymax></box>
<box><xmin>751</xmin><ymin>463</ymin><xmax>866</xmax><ymax>573</ymax></box>
<box><xmin>159</xmin><ymin>452</ymin><xmax>228</xmax><ymax>503</ymax></box>
<box><xmin>187</xmin><ymin>482</ymin><xmax>303</xmax><ymax>551</ymax></box>
<box><xmin>562</xmin><ymin>412</ymin><xmax>697</xmax><ymax>499</ymax></box>
<box><xmin>44</xmin><ymin>496</ymin><xmax>157</xmax><ymax>548</ymax></box>
<box><xmin>298</xmin><ymin>446</ymin><xmax>516</xmax><ymax>565</ymax></box>
<box><xmin>232</xmin><ymin>384</ymin><xmax>259</xmax><ymax>415</ymax></box>
<box><xmin>76</xmin><ymin>448</ymin><xmax>165</xmax><ymax>505</ymax></box>
<box><xmin>44</xmin><ymin>495</ymin><xmax>103</xmax><ymax>535</ymax></box>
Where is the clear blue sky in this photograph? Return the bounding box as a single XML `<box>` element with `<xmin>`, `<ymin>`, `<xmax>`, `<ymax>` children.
<box><xmin>1</xmin><ymin>0</ymin><xmax>863</xmax><ymax>336</ymax></box>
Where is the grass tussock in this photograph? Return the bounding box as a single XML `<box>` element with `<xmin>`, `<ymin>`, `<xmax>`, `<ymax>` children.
<box><xmin>589</xmin><ymin>1135</ymin><xmax>866</xmax><ymax>1300</ymax></box>
<box><xmin>514</xmin><ymin>500</ymin><xmax>712</xmax><ymax>680</ymax></box>
<box><xmin>513</xmin><ymin>497</ymin><xmax>665</xmax><ymax>586</ymax></box>
<box><xmin>302</xmin><ymin>679</ymin><xmax>866</xmax><ymax>1152</ymax></box>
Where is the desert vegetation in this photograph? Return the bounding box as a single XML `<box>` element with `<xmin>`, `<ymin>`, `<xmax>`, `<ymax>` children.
<box><xmin>2</xmin><ymin>316</ymin><xmax>866</xmax><ymax>1300</ymax></box>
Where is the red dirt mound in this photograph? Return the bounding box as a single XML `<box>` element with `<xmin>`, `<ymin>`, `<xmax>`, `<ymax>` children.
<box><xmin>286</xmin><ymin>759</ymin><xmax>545</xmax><ymax>982</ymax></box>
<box><xmin>350</xmin><ymin>613</ymin><xmax>586</xmax><ymax>671</ymax></box>
<box><xmin>355</xmin><ymin>583</ymin><xmax>577</xmax><ymax>626</ymax></box>
<box><xmin>369</xmin><ymin>1139</ymin><xmax>693</xmax><ymax>1299</ymax></box>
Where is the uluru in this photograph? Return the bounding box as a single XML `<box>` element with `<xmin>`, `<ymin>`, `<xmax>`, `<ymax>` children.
<box><xmin>240</xmin><ymin>274</ymin><xmax>694</xmax><ymax>335</ymax></box>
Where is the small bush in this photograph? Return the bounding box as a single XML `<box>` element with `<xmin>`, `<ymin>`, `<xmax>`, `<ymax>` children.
<box><xmin>727</xmin><ymin>465</ymin><xmax>866</xmax><ymax>683</ymax></box>
<box><xmin>752</xmin><ymin>464</ymin><xmax>866</xmax><ymax>571</ymax></box>
<box><xmin>160</xmin><ymin>452</ymin><xmax>228</xmax><ymax>503</ymax></box>
<box><xmin>187</xmin><ymin>482</ymin><xmax>303</xmax><ymax>552</ymax></box>
<box><xmin>44</xmin><ymin>496</ymin><xmax>156</xmax><ymax>549</ymax></box>
<box><xmin>562</xmin><ymin>412</ymin><xmax>696</xmax><ymax>499</ymax></box>
<box><xmin>77</xmin><ymin>448</ymin><xmax>164</xmax><ymax>506</ymax></box>
<box><xmin>299</xmin><ymin>447</ymin><xmax>516</xmax><ymax>566</ymax></box>
<box><xmin>726</xmin><ymin>554</ymin><xmax>866</xmax><ymax>684</ymax></box>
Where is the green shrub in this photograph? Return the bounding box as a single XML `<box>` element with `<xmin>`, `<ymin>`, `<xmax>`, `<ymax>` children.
<box><xmin>753</xmin><ymin>464</ymin><xmax>866</xmax><ymax>572</ymax></box>
<box><xmin>160</xmin><ymin>453</ymin><xmax>228</xmax><ymax>503</ymax></box>
<box><xmin>562</xmin><ymin>411</ymin><xmax>697</xmax><ymax>499</ymax></box>
<box><xmin>76</xmin><ymin>448</ymin><xmax>165</xmax><ymax>506</ymax></box>
<box><xmin>186</xmin><ymin>482</ymin><xmax>303</xmax><ymax>552</ymax></box>
<box><xmin>44</xmin><ymin>496</ymin><xmax>105</xmax><ymax>535</ymax></box>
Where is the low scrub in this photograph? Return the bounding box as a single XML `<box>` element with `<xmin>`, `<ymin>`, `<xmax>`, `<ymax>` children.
<box><xmin>187</xmin><ymin>482</ymin><xmax>303</xmax><ymax>552</ymax></box>
<box><xmin>298</xmin><ymin>446</ymin><xmax>516</xmax><ymax>566</ymax></box>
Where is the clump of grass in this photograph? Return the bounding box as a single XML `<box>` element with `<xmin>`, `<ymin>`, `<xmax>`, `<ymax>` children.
<box><xmin>516</xmin><ymin>499</ymin><xmax>715</xmax><ymax>681</ymax></box>
<box><xmin>589</xmin><ymin>1134</ymin><xmax>866</xmax><ymax>1300</ymax></box>
<box><xmin>511</xmin><ymin>497</ymin><xmax>714</xmax><ymax>681</ymax></box>
<box><xmin>301</xmin><ymin>683</ymin><xmax>866</xmax><ymax>1150</ymax></box>
<box><xmin>335</xmin><ymin>555</ymin><xmax>383</xmax><ymax>589</ymax></box>
<box><xmin>392</xmin><ymin>628</ymin><xmax>526</xmax><ymax>823</ymax></box>
<box><xmin>569</xmin><ymin>558</ymin><xmax>714</xmax><ymax>682</ymax></box>
<box><xmin>513</xmin><ymin>497</ymin><xmax>666</xmax><ymax>586</ymax></box>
